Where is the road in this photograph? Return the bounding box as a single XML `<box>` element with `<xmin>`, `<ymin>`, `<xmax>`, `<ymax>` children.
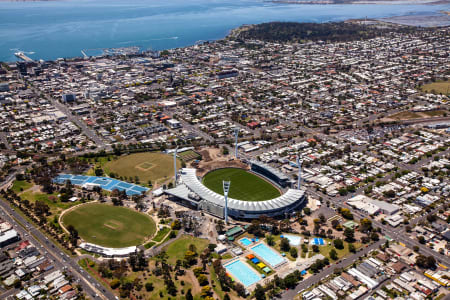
<box><xmin>281</xmin><ymin>239</ymin><xmax>385</xmax><ymax>300</ymax></box>
<box><xmin>0</xmin><ymin>198</ymin><xmax>115</xmax><ymax>300</ymax></box>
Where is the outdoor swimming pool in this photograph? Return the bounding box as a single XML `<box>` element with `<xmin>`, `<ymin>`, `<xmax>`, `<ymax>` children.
<box><xmin>311</xmin><ymin>238</ymin><xmax>325</xmax><ymax>245</ymax></box>
<box><xmin>225</xmin><ymin>260</ymin><xmax>261</xmax><ymax>287</ymax></box>
<box><xmin>282</xmin><ymin>234</ymin><xmax>301</xmax><ymax>246</ymax></box>
<box><xmin>53</xmin><ymin>174</ymin><xmax>149</xmax><ymax>196</ymax></box>
<box><xmin>240</xmin><ymin>238</ymin><xmax>252</xmax><ymax>246</ymax></box>
<box><xmin>251</xmin><ymin>243</ymin><xmax>285</xmax><ymax>268</ymax></box>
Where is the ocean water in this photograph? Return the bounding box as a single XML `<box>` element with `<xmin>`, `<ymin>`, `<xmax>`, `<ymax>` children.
<box><xmin>0</xmin><ymin>0</ymin><xmax>448</xmax><ymax>62</ymax></box>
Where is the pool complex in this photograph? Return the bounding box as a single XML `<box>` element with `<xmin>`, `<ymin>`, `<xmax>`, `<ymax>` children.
<box><xmin>225</xmin><ymin>260</ymin><xmax>261</xmax><ymax>287</ymax></box>
<box><xmin>240</xmin><ymin>238</ymin><xmax>252</xmax><ymax>246</ymax></box>
<box><xmin>251</xmin><ymin>243</ymin><xmax>285</xmax><ymax>268</ymax></box>
<box><xmin>282</xmin><ymin>234</ymin><xmax>301</xmax><ymax>246</ymax></box>
<box><xmin>53</xmin><ymin>174</ymin><xmax>149</xmax><ymax>196</ymax></box>
<box><xmin>311</xmin><ymin>238</ymin><xmax>325</xmax><ymax>245</ymax></box>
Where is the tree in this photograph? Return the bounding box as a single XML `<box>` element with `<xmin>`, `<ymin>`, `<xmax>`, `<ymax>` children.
<box><xmin>331</xmin><ymin>219</ymin><xmax>339</xmax><ymax>229</ymax></box>
<box><xmin>223</xmin><ymin>294</ymin><xmax>230</xmax><ymax>300</ymax></box>
<box><xmin>340</xmin><ymin>208</ymin><xmax>353</xmax><ymax>220</ymax></box>
<box><xmin>303</xmin><ymin>207</ymin><xmax>311</xmax><ymax>215</ymax></box>
<box><xmin>197</xmin><ymin>274</ymin><xmax>209</xmax><ymax>286</ymax></box>
<box><xmin>370</xmin><ymin>232</ymin><xmax>379</xmax><ymax>241</ymax></box>
<box><xmin>329</xmin><ymin>249</ymin><xmax>338</xmax><ymax>260</ymax></box>
<box><xmin>417</xmin><ymin>235</ymin><xmax>426</xmax><ymax>244</ymax></box>
<box><xmin>234</xmin><ymin>283</ymin><xmax>246</xmax><ymax>297</ymax></box>
<box><xmin>280</xmin><ymin>238</ymin><xmax>290</xmax><ymax>252</ymax></box>
<box><xmin>290</xmin><ymin>247</ymin><xmax>298</xmax><ymax>258</ymax></box>
<box><xmin>348</xmin><ymin>243</ymin><xmax>356</xmax><ymax>253</ymax></box>
<box><xmin>186</xmin><ymin>289</ymin><xmax>193</xmax><ymax>300</ymax></box>
<box><xmin>360</xmin><ymin>218</ymin><xmax>372</xmax><ymax>233</ymax></box>
<box><xmin>266</xmin><ymin>235</ymin><xmax>275</xmax><ymax>246</ymax></box>
<box><xmin>110</xmin><ymin>279</ymin><xmax>120</xmax><ymax>289</ymax></box>
<box><xmin>222</xmin><ymin>146</ymin><xmax>229</xmax><ymax>155</ymax></box>
<box><xmin>344</xmin><ymin>227</ymin><xmax>355</xmax><ymax>242</ymax></box>
<box><xmin>216</xmin><ymin>220</ymin><xmax>225</xmax><ymax>233</ymax></box>
<box><xmin>319</xmin><ymin>213</ymin><xmax>326</xmax><ymax>224</ymax></box>
<box><xmin>312</xmin><ymin>245</ymin><xmax>319</xmax><ymax>252</ymax></box>
<box><xmin>254</xmin><ymin>284</ymin><xmax>265</xmax><ymax>300</ymax></box>
<box><xmin>145</xmin><ymin>282</ymin><xmax>154</xmax><ymax>292</ymax></box>
<box><xmin>333</xmin><ymin>239</ymin><xmax>344</xmax><ymax>249</ymax></box>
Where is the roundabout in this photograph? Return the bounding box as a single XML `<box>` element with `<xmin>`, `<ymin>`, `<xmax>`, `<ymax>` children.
<box><xmin>61</xmin><ymin>203</ymin><xmax>156</xmax><ymax>248</ymax></box>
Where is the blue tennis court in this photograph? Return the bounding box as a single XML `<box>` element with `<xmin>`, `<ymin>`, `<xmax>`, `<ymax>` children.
<box><xmin>311</xmin><ymin>238</ymin><xmax>325</xmax><ymax>245</ymax></box>
<box><xmin>53</xmin><ymin>174</ymin><xmax>149</xmax><ymax>196</ymax></box>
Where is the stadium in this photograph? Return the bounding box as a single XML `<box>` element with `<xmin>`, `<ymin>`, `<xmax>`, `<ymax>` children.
<box><xmin>165</xmin><ymin>160</ymin><xmax>306</xmax><ymax>220</ymax></box>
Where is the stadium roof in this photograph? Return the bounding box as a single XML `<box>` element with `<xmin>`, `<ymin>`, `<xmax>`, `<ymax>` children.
<box><xmin>250</xmin><ymin>160</ymin><xmax>289</xmax><ymax>181</ymax></box>
<box><xmin>178</xmin><ymin>168</ymin><xmax>304</xmax><ymax>212</ymax></box>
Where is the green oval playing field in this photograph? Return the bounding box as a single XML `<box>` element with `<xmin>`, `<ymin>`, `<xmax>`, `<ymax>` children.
<box><xmin>61</xmin><ymin>203</ymin><xmax>156</xmax><ymax>248</ymax></box>
<box><xmin>103</xmin><ymin>152</ymin><xmax>181</xmax><ymax>184</ymax></box>
<box><xmin>202</xmin><ymin>168</ymin><xmax>281</xmax><ymax>201</ymax></box>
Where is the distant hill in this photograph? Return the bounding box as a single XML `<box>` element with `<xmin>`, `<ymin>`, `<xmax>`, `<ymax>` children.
<box><xmin>232</xmin><ymin>21</ymin><xmax>419</xmax><ymax>43</ymax></box>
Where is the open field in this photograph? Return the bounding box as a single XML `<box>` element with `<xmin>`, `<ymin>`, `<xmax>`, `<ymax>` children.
<box><xmin>163</xmin><ymin>235</ymin><xmax>210</xmax><ymax>265</ymax></box>
<box><xmin>202</xmin><ymin>168</ymin><xmax>281</xmax><ymax>201</ymax></box>
<box><xmin>103</xmin><ymin>152</ymin><xmax>181</xmax><ymax>184</ymax></box>
<box><xmin>420</xmin><ymin>80</ymin><xmax>450</xmax><ymax>95</ymax></box>
<box><xmin>389</xmin><ymin>110</ymin><xmax>448</xmax><ymax>120</ymax></box>
<box><xmin>61</xmin><ymin>203</ymin><xmax>156</xmax><ymax>248</ymax></box>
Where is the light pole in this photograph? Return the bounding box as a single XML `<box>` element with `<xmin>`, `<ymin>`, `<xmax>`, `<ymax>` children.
<box><xmin>173</xmin><ymin>147</ymin><xmax>178</xmax><ymax>187</ymax></box>
<box><xmin>297</xmin><ymin>154</ymin><xmax>302</xmax><ymax>190</ymax></box>
<box><xmin>223</xmin><ymin>181</ymin><xmax>230</xmax><ymax>224</ymax></box>
<box><xmin>234</xmin><ymin>128</ymin><xmax>239</xmax><ymax>159</ymax></box>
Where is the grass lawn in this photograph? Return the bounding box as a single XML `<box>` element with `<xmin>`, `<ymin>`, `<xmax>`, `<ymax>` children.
<box><xmin>269</xmin><ymin>235</ymin><xmax>298</xmax><ymax>261</ymax></box>
<box><xmin>317</xmin><ymin>238</ymin><xmax>362</xmax><ymax>261</ymax></box>
<box><xmin>11</xmin><ymin>180</ymin><xmax>33</xmax><ymax>193</ymax></box>
<box><xmin>163</xmin><ymin>235</ymin><xmax>209</xmax><ymax>265</ymax></box>
<box><xmin>103</xmin><ymin>152</ymin><xmax>181</xmax><ymax>184</ymax></box>
<box><xmin>19</xmin><ymin>187</ymin><xmax>77</xmax><ymax>216</ymax></box>
<box><xmin>152</xmin><ymin>227</ymin><xmax>171</xmax><ymax>242</ymax></box>
<box><xmin>61</xmin><ymin>203</ymin><xmax>156</xmax><ymax>248</ymax></box>
<box><xmin>420</xmin><ymin>80</ymin><xmax>450</xmax><ymax>95</ymax></box>
<box><xmin>203</xmin><ymin>168</ymin><xmax>280</xmax><ymax>201</ymax></box>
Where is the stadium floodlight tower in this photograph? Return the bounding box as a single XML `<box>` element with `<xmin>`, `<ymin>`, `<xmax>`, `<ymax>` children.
<box><xmin>296</xmin><ymin>154</ymin><xmax>302</xmax><ymax>190</ymax></box>
<box><xmin>223</xmin><ymin>181</ymin><xmax>231</xmax><ymax>225</ymax></box>
<box><xmin>234</xmin><ymin>128</ymin><xmax>239</xmax><ymax>159</ymax></box>
<box><xmin>173</xmin><ymin>147</ymin><xmax>178</xmax><ymax>187</ymax></box>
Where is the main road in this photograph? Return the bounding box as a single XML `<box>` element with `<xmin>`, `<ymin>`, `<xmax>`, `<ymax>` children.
<box><xmin>281</xmin><ymin>239</ymin><xmax>385</xmax><ymax>300</ymax></box>
<box><xmin>0</xmin><ymin>198</ymin><xmax>115</xmax><ymax>300</ymax></box>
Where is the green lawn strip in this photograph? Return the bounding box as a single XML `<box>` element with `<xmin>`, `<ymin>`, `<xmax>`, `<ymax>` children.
<box><xmin>163</xmin><ymin>235</ymin><xmax>209</xmax><ymax>265</ymax></box>
<box><xmin>246</xmin><ymin>259</ymin><xmax>272</xmax><ymax>275</ymax></box>
<box><xmin>78</xmin><ymin>258</ymin><xmax>112</xmax><ymax>290</ymax></box>
<box><xmin>8</xmin><ymin>204</ymin><xmax>73</xmax><ymax>256</ymax></box>
<box><xmin>221</xmin><ymin>253</ymin><xmax>233</xmax><ymax>259</ymax></box>
<box><xmin>203</xmin><ymin>168</ymin><xmax>280</xmax><ymax>201</ymax></box>
<box><xmin>144</xmin><ymin>241</ymin><xmax>156</xmax><ymax>249</ymax></box>
<box><xmin>61</xmin><ymin>203</ymin><xmax>156</xmax><ymax>248</ymax></box>
<box><xmin>11</xmin><ymin>180</ymin><xmax>33</xmax><ymax>194</ymax></box>
<box><xmin>152</xmin><ymin>227</ymin><xmax>171</xmax><ymax>242</ymax></box>
<box><xmin>209</xmin><ymin>266</ymin><xmax>225</xmax><ymax>299</ymax></box>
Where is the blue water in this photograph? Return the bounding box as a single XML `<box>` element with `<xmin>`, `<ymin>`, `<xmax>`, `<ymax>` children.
<box><xmin>0</xmin><ymin>0</ymin><xmax>448</xmax><ymax>62</ymax></box>
<box><xmin>283</xmin><ymin>234</ymin><xmax>302</xmax><ymax>246</ymax></box>
<box><xmin>53</xmin><ymin>174</ymin><xmax>149</xmax><ymax>196</ymax></box>
<box><xmin>225</xmin><ymin>260</ymin><xmax>261</xmax><ymax>287</ymax></box>
<box><xmin>251</xmin><ymin>243</ymin><xmax>285</xmax><ymax>267</ymax></box>
<box><xmin>240</xmin><ymin>237</ymin><xmax>252</xmax><ymax>246</ymax></box>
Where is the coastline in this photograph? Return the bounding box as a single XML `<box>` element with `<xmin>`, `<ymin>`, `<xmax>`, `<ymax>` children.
<box><xmin>1</xmin><ymin>1</ymin><xmax>449</xmax><ymax>63</ymax></box>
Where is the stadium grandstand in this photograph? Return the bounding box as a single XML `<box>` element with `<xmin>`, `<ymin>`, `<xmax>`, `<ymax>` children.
<box><xmin>250</xmin><ymin>160</ymin><xmax>291</xmax><ymax>188</ymax></box>
<box><xmin>165</xmin><ymin>168</ymin><xmax>306</xmax><ymax>219</ymax></box>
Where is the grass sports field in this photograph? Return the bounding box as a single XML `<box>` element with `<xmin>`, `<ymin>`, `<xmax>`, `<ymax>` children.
<box><xmin>202</xmin><ymin>168</ymin><xmax>281</xmax><ymax>201</ymax></box>
<box><xmin>103</xmin><ymin>152</ymin><xmax>180</xmax><ymax>184</ymax></box>
<box><xmin>420</xmin><ymin>80</ymin><xmax>450</xmax><ymax>95</ymax></box>
<box><xmin>61</xmin><ymin>203</ymin><xmax>156</xmax><ymax>248</ymax></box>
